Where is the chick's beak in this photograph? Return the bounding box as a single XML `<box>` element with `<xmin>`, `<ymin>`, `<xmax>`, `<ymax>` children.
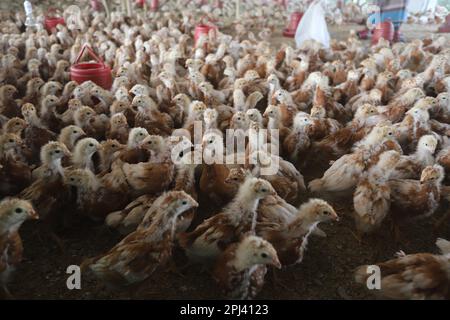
<box><xmin>271</xmin><ymin>256</ymin><xmax>282</xmax><ymax>269</ymax></box>
<box><xmin>29</xmin><ymin>209</ymin><xmax>39</xmax><ymax>220</ymax></box>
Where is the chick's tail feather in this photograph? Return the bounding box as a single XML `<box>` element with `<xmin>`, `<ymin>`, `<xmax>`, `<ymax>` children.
<box><xmin>308</xmin><ymin>179</ymin><xmax>324</xmax><ymax>193</ymax></box>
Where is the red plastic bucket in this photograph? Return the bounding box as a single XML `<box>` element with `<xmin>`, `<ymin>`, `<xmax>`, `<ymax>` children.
<box><xmin>438</xmin><ymin>14</ymin><xmax>450</xmax><ymax>33</ymax></box>
<box><xmin>150</xmin><ymin>0</ymin><xmax>159</xmax><ymax>10</ymax></box>
<box><xmin>91</xmin><ymin>0</ymin><xmax>103</xmax><ymax>11</ymax></box>
<box><xmin>70</xmin><ymin>44</ymin><xmax>112</xmax><ymax>89</ymax></box>
<box><xmin>194</xmin><ymin>16</ymin><xmax>217</xmax><ymax>49</ymax></box>
<box><xmin>372</xmin><ymin>20</ymin><xmax>394</xmax><ymax>45</ymax></box>
<box><xmin>283</xmin><ymin>12</ymin><xmax>303</xmax><ymax>38</ymax></box>
<box><xmin>44</xmin><ymin>9</ymin><xmax>65</xmax><ymax>33</ymax></box>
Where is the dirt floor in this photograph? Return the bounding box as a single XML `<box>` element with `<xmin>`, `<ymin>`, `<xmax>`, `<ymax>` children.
<box><xmin>8</xmin><ymin>23</ymin><xmax>450</xmax><ymax>300</ymax></box>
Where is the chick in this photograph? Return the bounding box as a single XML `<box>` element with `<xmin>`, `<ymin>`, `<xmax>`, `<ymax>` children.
<box><xmin>58</xmin><ymin>125</ymin><xmax>86</xmax><ymax>152</ymax></box>
<box><xmin>106</xmin><ymin>113</ymin><xmax>129</xmax><ymax>144</ymax></box>
<box><xmin>353</xmin><ymin>150</ymin><xmax>401</xmax><ymax>234</ymax></box>
<box><xmin>390</xmin><ymin>135</ymin><xmax>438</xmax><ymax>179</ymax></box>
<box><xmin>63</xmin><ymin>168</ymin><xmax>129</xmax><ymax>221</ymax></box>
<box><xmin>180</xmin><ymin>178</ymin><xmax>276</xmax><ymax>263</ymax></box>
<box><xmin>72</xmin><ymin>137</ymin><xmax>101</xmax><ymax>173</ymax></box>
<box><xmin>0</xmin><ymin>134</ymin><xmax>32</xmax><ymax>197</ymax></box>
<box><xmin>389</xmin><ymin>164</ymin><xmax>445</xmax><ymax>220</ymax></box>
<box><xmin>0</xmin><ymin>199</ymin><xmax>38</xmax><ymax>298</ymax></box>
<box><xmin>355</xmin><ymin>238</ymin><xmax>450</xmax><ymax>299</ymax></box>
<box><xmin>257</xmin><ymin>199</ymin><xmax>338</xmax><ymax>266</ymax></box>
<box><xmin>83</xmin><ymin>191</ymin><xmax>198</xmax><ymax>288</ymax></box>
<box><xmin>21</xmin><ymin>103</ymin><xmax>57</xmax><ymax>164</ymax></box>
<box><xmin>132</xmin><ymin>95</ymin><xmax>174</xmax><ymax>136</ymax></box>
<box><xmin>213</xmin><ymin>235</ymin><xmax>281</xmax><ymax>300</ymax></box>
<box><xmin>2</xmin><ymin>117</ymin><xmax>27</xmax><ymax>136</ymax></box>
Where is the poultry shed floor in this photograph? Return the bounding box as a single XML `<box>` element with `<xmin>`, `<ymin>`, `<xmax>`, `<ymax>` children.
<box><xmin>8</xmin><ymin>23</ymin><xmax>450</xmax><ymax>300</ymax></box>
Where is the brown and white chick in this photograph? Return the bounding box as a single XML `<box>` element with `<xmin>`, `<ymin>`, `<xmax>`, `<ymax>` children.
<box><xmin>353</xmin><ymin>150</ymin><xmax>401</xmax><ymax>234</ymax></box>
<box><xmin>389</xmin><ymin>165</ymin><xmax>444</xmax><ymax>221</ymax></box>
<box><xmin>21</xmin><ymin>141</ymin><xmax>71</xmax><ymax>221</ymax></box>
<box><xmin>213</xmin><ymin>235</ymin><xmax>281</xmax><ymax>300</ymax></box>
<box><xmin>99</xmin><ymin>139</ymin><xmax>126</xmax><ymax>174</ymax></box>
<box><xmin>2</xmin><ymin>117</ymin><xmax>27</xmax><ymax>136</ymax></box>
<box><xmin>309</xmin><ymin>122</ymin><xmax>400</xmax><ymax>194</ymax></box>
<box><xmin>21</xmin><ymin>103</ymin><xmax>57</xmax><ymax>164</ymax></box>
<box><xmin>64</xmin><ymin>168</ymin><xmax>130</xmax><ymax>221</ymax></box>
<box><xmin>257</xmin><ymin>199</ymin><xmax>338</xmax><ymax>266</ymax></box>
<box><xmin>0</xmin><ymin>134</ymin><xmax>31</xmax><ymax>197</ymax></box>
<box><xmin>250</xmin><ymin>150</ymin><xmax>306</xmax><ymax>205</ymax></box>
<box><xmin>71</xmin><ymin>137</ymin><xmax>101</xmax><ymax>173</ymax></box>
<box><xmin>180</xmin><ymin>178</ymin><xmax>276</xmax><ymax>263</ymax></box>
<box><xmin>132</xmin><ymin>95</ymin><xmax>174</xmax><ymax>136</ymax></box>
<box><xmin>57</xmin><ymin>125</ymin><xmax>86</xmax><ymax>152</ymax></box>
<box><xmin>106</xmin><ymin>113</ymin><xmax>129</xmax><ymax>145</ymax></box>
<box><xmin>390</xmin><ymin>135</ymin><xmax>437</xmax><ymax>180</ymax></box>
<box><xmin>0</xmin><ymin>199</ymin><xmax>38</xmax><ymax>298</ymax></box>
<box><xmin>355</xmin><ymin>238</ymin><xmax>450</xmax><ymax>299</ymax></box>
<box><xmin>83</xmin><ymin>191</ymin><xmax>198</xmax><ymax>288</ymax></box>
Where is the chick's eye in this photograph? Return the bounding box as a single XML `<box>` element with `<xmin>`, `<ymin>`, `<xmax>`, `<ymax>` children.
<box><xmin>15</xmin><ymin>208</ymin><xmax>23</xmax><ymax>214</ymax></box>
<box><xmin>323</xmin><ymin>211</ymin><xmax>330</xmax><ymax>215</ymax></box>
<box><xmin>89</xmin><ymin>143</ymin><xmax>94</xmax><ymax>147</ymax></box>
<box><xmin>9</xmin><ymin>139</ymin><xmax>14</xmax><ymax>143</ymax></box>
<box><xmin>261</xmin><ymin>188</ymin><xmax>268</xmax><ymax>192</ymax></box>
<box><xmin>54</xmin><ymin>150</ymin><xmax>60</xmax><ymax>153</ymax></box>
<box><xmin>70</xmin><ymin>178</ymin><xmax>74</xmax><ymax>181</ymax></box>
<box><xmin>388</xmin><ymin>132</ymin><xmax>393</xmax><ymax>136</ymax></box>
<box><xmin>261</xmin><ymin>253</ymin><xmax>268</xmax><ymax>258</ymax></box>
<box><xmin>111</xmin><ymin>144</ymin><xmax>116</xmax><ymax>148</ymax></box>
<box><xmin>181</xmin><ymin>200</ymin><xmax>187</xmax><ymax>205</ymax></box>
<box><xmin>73</xmin><ymin>131</ymin><xmax>77</xmax><ymax>134</ymax></box>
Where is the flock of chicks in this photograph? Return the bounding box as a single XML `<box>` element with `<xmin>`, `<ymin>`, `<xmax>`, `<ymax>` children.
<box><xmin>0</xmin><ymin>3</ymin><xmax>450</xmax><ymax>300</ymax></box>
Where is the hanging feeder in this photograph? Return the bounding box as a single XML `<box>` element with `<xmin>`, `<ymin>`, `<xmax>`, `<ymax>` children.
<box><xmin>90</xmin><ymin>0</ymin><xmax>103</xmax><ymax>11</ymax></box>
<box><xmin>44</xmin><ymin>8</ymin><xmax>65</xmax><ymax>33</ymax></box>
<box><xmin>371</xmin><ymin>20</ymin><xmax>394</xmax><ymax>45</ymax></box>
<box><xmin>70</xmin><ymin>44</ymin><xmax>112</xmax><ymax>89</ymax></box>
<box><xmin>283</xmin><ymin>12</ymin><xmax>303</xmax><ymax>38</ymax></box>
<box><xmin>194</xmin><ymin>16</ymin><xmax>218</xmax><ymax>47</ymax></box>
<box><xmin>438</xmin><ymin>14</ymin><xmax>450</xmax><ymax>33</ymax></box>
<box><xmin>150</xmin><ymin>0</ymin><xmax>159</xmax><ymax>11</ymax></box>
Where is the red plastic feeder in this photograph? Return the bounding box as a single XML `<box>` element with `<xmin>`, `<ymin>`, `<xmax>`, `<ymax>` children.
<box><xmin>150</xmin><ymin>0</ymin><xmax>159</xmax><ymax>10</ymax></box>
<box><xmin>371</xmin><ymin>20</ymin><xmax>394</xmax><ymax>45</ymax></box>
<box><xmin>283</xmin><ymin>12</ymin><xmax>303</xmax><ymax>38</ymax></box>
<box><xmin>91</xmin><ymin>0</ymin><xmax>103</xmax><ymax>11</ymax></box>
<box><xmin>438</xmin><ymin>14</ymin><xmax>450</xmax><ymax>33</ymax></box>
<box><xmin>44</xmin><ymin>9</ymin><xmax>65</xmax><ymax>33</ymax></box>
<box><xmin>194</xmin><ymin>22</ymin><xmax>217</xmax><ymax>46</ymax></box>
<box><xmin>70</xmin><ymin>44</ymin><xmax>112</xmax><ymax>90</ymax></box>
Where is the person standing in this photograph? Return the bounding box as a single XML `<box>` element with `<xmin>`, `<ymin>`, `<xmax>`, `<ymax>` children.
<box><xmin>376</xmin><ymin>0</ymin><xmax>409</xmax><ymax>42</ymax></box>
<box><xmin>358</xmin><ymin>0</ymin><xmax>409</xmax><ymax>42</ymax></box>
